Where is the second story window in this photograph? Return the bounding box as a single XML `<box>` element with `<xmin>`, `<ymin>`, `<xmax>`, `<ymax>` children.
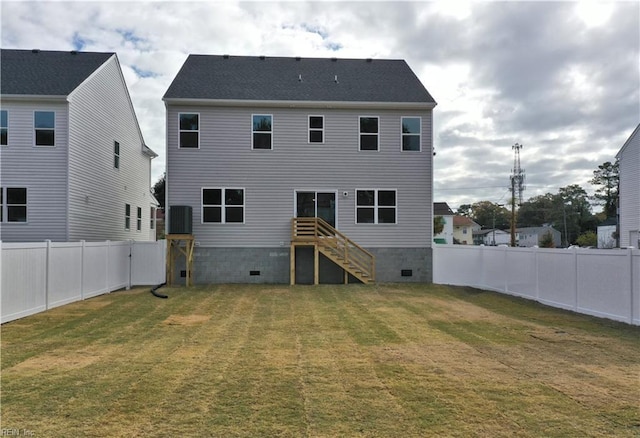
<box><xmin>1</xmin><ymin>110</ymin><xmax>7</xmax><ymax>146</ymax></box>
<box><xmin>137</xmin><ymin>207</ymin><xmax>142</xmax><ymax>232</ymax></box>
<box><xmin>1</xmin><ymin>187</ymin><xmax>28</xmax><ymax>223</ymax></box>
<box><xmin>125</xmin><ymin>204</ymin><xmax>131</xmax><ymax>230</ymax></box>
<box><xmin>359</xmin><ymin>116</ymin><xmax>379</xmax><ymax>151</ymax></box>
<box><xmin>309</xmin><ymin>115</ymin><xmax>324</xmax><ymax>143</ymax></box>
<box><xmin>179</xmin><ymin>113</ymin><xmax>199</xmax><ymax>148</ymax></box>
<box><xmin>114</xmin><ymin>141</ymin><xmax>120</xmax><ymax>169</ymax></box>
<box><xmin>401</xmin><ymin>117</ymin><xmax>421</xmax><ymax>151</ymax></box>
<box><xmin>34</xmin><ymin>111</ymin><xmax>55</xmax><ymax>146</ymax></box>
<box><xmin>252</xmin><ymin>115</ymin><xmax>272</xmax><ymax>149</ymax></box>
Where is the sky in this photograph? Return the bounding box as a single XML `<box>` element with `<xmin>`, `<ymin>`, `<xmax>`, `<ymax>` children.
<box><xmin>1</xmin><ymin>0</ymin><xmax>638</xmax><ymax>211</ymax></box>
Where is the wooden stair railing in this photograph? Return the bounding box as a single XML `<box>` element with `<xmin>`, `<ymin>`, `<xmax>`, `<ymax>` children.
<box><xmin>291</xmin><ymin>217</ymin><xmax>375</xmax><ymax>284</ymax></box>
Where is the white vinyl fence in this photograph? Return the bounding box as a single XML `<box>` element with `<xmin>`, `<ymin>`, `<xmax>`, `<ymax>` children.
<box><xmin>434</xmin><ymin>244</ymin><xmax>640</xmax><ymax>326</ymax></box>
<box><xmin>1</xmin><ymin>240</ymin><xmax>166</xmax><ymax>323</ymax></box>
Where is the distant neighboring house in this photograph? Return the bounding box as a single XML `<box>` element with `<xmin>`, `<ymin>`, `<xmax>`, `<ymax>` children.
<box><xmin>616</xmin><ymin>123</ymin><xmax>639</xmax><ymax>248</ymax></box>
<box><xmin>0</xmin><ymin>49</ymin><xmax>157</xmax><ymax>242</ymax></box>
<box><xmin>433</xmin><ymin>202</ymin><xmax>454</xmax><ymax>244</ymax></box>
<box><xmin>517</xmin><ymin>226</ymin><xmax>561</xmax><ymax>248</ymax></box>
<box><xmin>163</xmin><ymin>54</ymin><xmax>437</xmax><ymax>284</ymax></box>
<box><xmin>453</xmin><ymin>216</ymin><xmax>480</xmax><ymax>245</ymax></box>
<box><xmin>473</xmin><ymin>228</ymin><xmax>510</xmax><ymax>246</ymax></box>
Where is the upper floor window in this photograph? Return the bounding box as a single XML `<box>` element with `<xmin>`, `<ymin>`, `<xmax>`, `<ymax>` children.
<box><xmin>0</xmin><ymin>110</ymin><xmax>7</xmax><ymax>146</ymax></box>
<box><xmin>252</xmin><ymin>115</ymin><xmax>272</xmax><ymax>149</ymax></box>
<box><xmin>356</xmin><ymin>189</ymin><xmax>396</xmax><ymax>224</ymax></box>
<box><xmin>125</xmin><ymin>204</ymin><xmax>131</xmax><ymax>230</ymax></box>
<box><xmin>359</xmin><ymin>116</ymin><xmax>379</xmax><ymax>151</ymax></box>
<box><xmin>202</xmin><ymin>188</ymin><xmax>245</xmax><ymax>223</ymax></box>
<box><xmin>137</xmin><ymin>207</ymin><xmax>142</xmax><ymax>232</ymax></box>
<box><xmin>309</xmin><ymin>115</ymin><xmax>324</xmax><ymax>143</ymax></box>
<box><xmin>179</xmin><ymin>113</ymin><xmax>199</xmax><ymax>148</ymax></box>
<box><xmin>34</xmin><ymin>111</ymin><xmax>55</xmax><ymax>146</ymax></box>
<box><xmin>1</xmin><ymin>187</ymin><xmax>27</xmax><ymax>223</ymax></box>
<box><xmin>401</xmin><ymin>117</ymin><xmax>421</xmax><ymax>151</ymax></box>
<box><xmin>114</xmin><ymin>141</ymin><xmax>120</xmax><ymax>169</ymax></box>
<box><xmin>150</xmin><ymin>207</ymin><xmax>156</xmax><ymax>230</ymax></box>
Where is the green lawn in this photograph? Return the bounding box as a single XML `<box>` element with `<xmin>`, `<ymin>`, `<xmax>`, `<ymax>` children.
<box><xmin>2</xmin><ymin>284</ymin><xmax>639</xmax><ymax>437</ymax></box>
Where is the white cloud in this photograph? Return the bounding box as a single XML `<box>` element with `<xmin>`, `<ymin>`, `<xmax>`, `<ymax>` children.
<box><xmin>1</xmin><ymin>0</ymin><xmax>637</xmax><ymax>211</ymax></box>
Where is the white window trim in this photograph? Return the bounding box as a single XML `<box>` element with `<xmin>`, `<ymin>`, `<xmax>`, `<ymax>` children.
<box><xmin>0</xmin><ymin>110</ymin><xmax>8</xmax><ymax>147</ymax></box>
<box><xmin>359</xmin><ymin>116</ymin><xmax>379</xmax><ymax>152</ymax></box>
<box><xmin>125</xmin><ymin>203</ymin><xmax>131</xmax><ymax>231</ymax></box>
<box><xmin>355</xmin><ymin>188</ymin><xmax>397</xmax><ymax>225</ymax></box>
<box><xmin>1</xmin><ymin>187</ymin><xmax>28</xmax><ymax>223</ymax></box>
<box><xmin>308</xmin><ymin>115</ymin><xmax>325</xmax><ymax>144</ymax></box>
<box><xmin>150</xmin><ymin>207</ymin><xmax>156</xmax><ymax>230</ymax></box>
<box><xmin>178</xmin><ymin>112</ymin><xmax>200</xmax><ymax>149</ymax></box>
<box><xmin>401</xmin><ymin>116</ymin><xmax>422</xmax><ymax>152</ymax></box>
<box><xmin>33</xmin><ymin>110</ymin><xmax>55</xmax><ymax>148</ymax></box>
<box><xmin>252</xmin><ymin>114</ymin><xmax>273</xmax><ymax>150</ymax></box>
<box><xmin>201</xmin><ymin>187</ymin><xmax>246</xmax><ymax>224</ymax></box>
<box><xmin>114</xmin><ymin>141</ymin><xmax>120</xmax><ymax>169</ymax></box>
<box><xmin>136</xmin><ymin>206</ymin><xmax>142</xmax><ymax>232</ymax></box>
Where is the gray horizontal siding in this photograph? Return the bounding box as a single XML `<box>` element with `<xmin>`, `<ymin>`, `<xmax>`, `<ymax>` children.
<box><xmin>0</xmin><ymin>101</ymin><xmax>68</xmax><ymax>242</ymax></box>
<box><xmin>618</xmin><ymin>129</ymin><xmax>640</xmax><ymax>247</ymax></box>
<box><xmin>68</xmin><ymin>56</ymin><xmax>154</xmax><ymax>242</ymax></box>
<box><xmin>167</xmin><ymin>105</ymin><xmax>432</xmax><ymax>248</ymax></box>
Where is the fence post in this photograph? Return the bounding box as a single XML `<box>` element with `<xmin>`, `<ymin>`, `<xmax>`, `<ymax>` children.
<box><xmin>503</xmin><ymin>245</ymin><xmax>508</xmax><ymax>293</ymax></box>
<box><xmin>534</xmin><ymin>246</ymin><xmax>540</xmax><ymax>300</ymax></box>
<box><xmin>573</xmin><ymin>246</ymin><xmax>579</xmax><ymax>312</ymax></box>
<box><xmin>45</xmin><ymin>240</ymin><xmax>52</xmax><ymax>310</ymax></box>
<box><xmin>127</xmin><ymin>240</ymin><xmax>132</xmax><ymax>291</ymax></box>
<box><xmin>80</xmin><ymin>240</ymin><xmax>85</xmax><ymax>300</ymax></box>
<box><xmin>629</xmin><ymin>247</ymin><xmax>634</xmax><ymax>325</ymax></box>
<box><xmin>106</xmin><ymin>240</ymin><xmax>111</xmax><ymax>293</ymax></box>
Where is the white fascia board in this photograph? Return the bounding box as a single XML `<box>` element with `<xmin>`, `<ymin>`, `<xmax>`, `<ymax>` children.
<box><xmin>616</xmin><ymin>123</ymin><xmax>640</xmax><ymax>159</ymax></box>
<box><xmin>162</xmin><ymin>97</ymin><xmax>437</xmax><ymax>111</ymax></box>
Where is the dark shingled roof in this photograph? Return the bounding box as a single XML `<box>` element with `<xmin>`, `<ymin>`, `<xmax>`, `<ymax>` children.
<box><xmin>163</xmin><ymin>55</ymin><xmax>436</xmax><ymax>104</ymax></box>
<box><xmin>1</xmin><ymin>49</ymin><xmax>113</xmax><ymax>96</ymax></box>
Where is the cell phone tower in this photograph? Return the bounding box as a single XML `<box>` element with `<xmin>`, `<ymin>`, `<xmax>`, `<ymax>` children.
<box><xmin>509</xmin><ymin>143</ymin><xmax>525</xmax><ymax>246</ymax></box>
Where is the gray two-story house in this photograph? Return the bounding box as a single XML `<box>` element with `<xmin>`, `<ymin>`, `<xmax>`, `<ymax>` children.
<box><xmin>0</xmin><ymin>49</ymin><xmax>157</xmax><ymax>242</ymax></box>
<box><xmin>163</xmin><ymin>54</ymin><xmax>436</xmax><ymax>284</ymax></box>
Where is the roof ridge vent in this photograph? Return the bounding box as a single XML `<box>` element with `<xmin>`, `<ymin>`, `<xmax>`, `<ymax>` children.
<box><xmin>223</xmin><ymin>54</ymin><xmax>229</xmax><ymax>59</ymax></box>
<box><xmin>32</xmin><ymin>49</ymin><xmax>40</xmax><ymax>54</ymax></box>
<box><xmin>331</xmin><ymin>57</ymin><xmax>337</xmax><ymax>62</ymax></box>
<box><xmin>366</xmin><ymin>58</ymin><xmax>372</xmax><ymax>62</ymax></box>
<box><xmin>70</xmin><ymin>50</ymin><xmax>78</xmax><ymax>55</ymax></box>
<box><xmin>295</xmin><ymin>56</ymin><xmax>301</xmax><ymax>61</ymax></box>
<box><xmin>259</xmin><ymin>55</ymin><xmax>265</xmax><ymax>60</ymax></box>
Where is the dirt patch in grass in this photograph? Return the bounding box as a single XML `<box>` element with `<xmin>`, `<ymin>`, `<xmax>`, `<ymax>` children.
<box><xmin>162</xmin><ymin>314</ymin><xmax>211</xmax><ymax>326</ymax></box>
<box><xmin>5</xmin><ymin>346</ymin><xmax>117</xmax><ymax>374</ymax></box>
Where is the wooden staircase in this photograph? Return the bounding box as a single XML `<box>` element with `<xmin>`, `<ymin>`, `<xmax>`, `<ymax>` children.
<box><xmin>291</xmin><ymin>217</ymin><xmax>375</xmax><ymax>285</ymax></box>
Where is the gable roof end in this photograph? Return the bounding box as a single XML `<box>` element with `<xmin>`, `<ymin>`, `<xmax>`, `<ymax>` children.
<box><xmin>163</xmin><ymin>55</ymin><xmax>436</xmax><ymax>107</ymax></box>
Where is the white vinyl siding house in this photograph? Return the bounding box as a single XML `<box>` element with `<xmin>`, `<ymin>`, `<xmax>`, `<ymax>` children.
<box><xmin>0</xmin><ymin>49</ymin><xmax>157</xmax><ymax>242</ymax></box>
<box><xmin>164</xmin><ymin>55</ymin><xmax>436</xmax><ymax>283</ymax></box>
<box><xmin>616</xmin><ymin>124</ymin><xmax>640</xmax><ymax>248</ymax></box>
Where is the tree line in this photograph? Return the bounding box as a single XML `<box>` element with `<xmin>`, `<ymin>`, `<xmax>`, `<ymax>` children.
<box><xmin>454</xmin><ymin>161</ymin><xmax>619</xmax><ymax>247</ymax></box>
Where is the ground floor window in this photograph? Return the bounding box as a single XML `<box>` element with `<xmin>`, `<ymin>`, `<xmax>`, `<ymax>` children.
<box><xmin>356</xmin><ymin>189</ymin><xmax>396</xmax><ymax>224</ymax></box>
<box><xmin>0</xmin><ymin>187</ymin><xmax>27</xmax><ymax>222</ymax></box>
<box><xmin>202</xmin><ymin>188</ymin><xmax>244</xmax><ymax>223</ymax></box>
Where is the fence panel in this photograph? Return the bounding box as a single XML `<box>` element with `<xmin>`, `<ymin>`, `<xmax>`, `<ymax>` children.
<box><xmin>577</xmin><ymin>250</ymin><xmax>631</xmax><ymax>321</ymax></box>
<box><xmin>1</xmin><ymin>243</ymin><xmax>47</xmax><ymax>322</ymax></box>
<box><xmin>48</xmin><ymin>242</ymin><xmax>83</xmax><ymax>308</ymax></box>
<box><xmin>131</xmin><ymin>240</ymin><xmax>166</xmax><ymax>285</ymax></box>
<box><xmin>434</xmin><ymin>245</ymin><xmax>639</xmax><ymax>325</ymax></box>
<box><xmin>1</xmin><ymin>240</ymin><xmax>166</xmax><ymax>323</ymax></box>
